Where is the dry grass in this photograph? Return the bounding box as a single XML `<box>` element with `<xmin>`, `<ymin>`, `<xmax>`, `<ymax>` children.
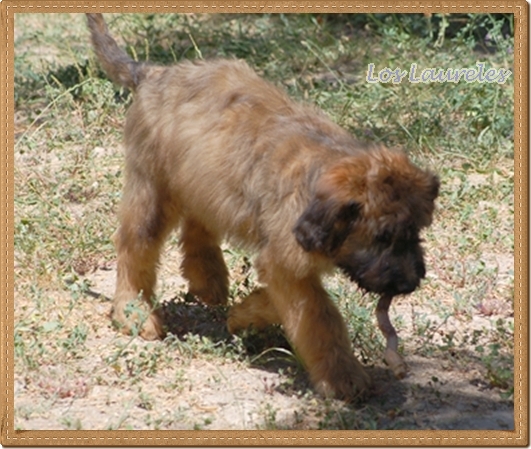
<box><xmin>14</xmin><ymin>13</ymin><xmax>514</xmax><ymax>430</ymax></box>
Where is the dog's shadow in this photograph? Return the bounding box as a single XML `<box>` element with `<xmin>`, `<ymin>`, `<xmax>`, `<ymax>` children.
<box><xmin>160</xmin><ymin>296</ymin><xmax>294</xmax><ymax>359</ymax></box>
<box><xmin>159</xmin><ymin>295</ymin><xmax>231</xmax><ymax>341</ymax></box>
<box><xmin>87</xmin><ymin>287</ymin><xmax>406</xmax><ymax>406</ymax></box>
<box><xmin>159</xmin><ymin>295</ymin><xmax>311</xmax><ymax>392</ymax></box>
<box><xmin>158</xmin><ymin>296</ymin><xmax>407</xmax><ymax>406</ymax></box>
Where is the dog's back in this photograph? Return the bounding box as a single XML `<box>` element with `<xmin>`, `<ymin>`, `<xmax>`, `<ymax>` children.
<box><xmin>86</xmin><ymin>14</ymin><xmax>332</xmax><ymax>244</ymax></box>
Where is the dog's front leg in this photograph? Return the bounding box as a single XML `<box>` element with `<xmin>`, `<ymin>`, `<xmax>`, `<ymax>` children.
<box><xmin>266</xmin><ymin>269</ymin><xmax>372</xmax><ymax>401</ymax></box>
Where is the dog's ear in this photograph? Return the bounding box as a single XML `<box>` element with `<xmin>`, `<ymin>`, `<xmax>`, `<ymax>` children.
<box><xmin>293</xmin><ymin>198</ymin><xmax>360</xmax><ymax>255</ymax></box>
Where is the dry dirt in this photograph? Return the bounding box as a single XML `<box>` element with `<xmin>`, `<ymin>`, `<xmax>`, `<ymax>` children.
<box><xmin>14</xmin><ymin>248</ymin><xmax>514</xmax><ymax>431</ymax></box>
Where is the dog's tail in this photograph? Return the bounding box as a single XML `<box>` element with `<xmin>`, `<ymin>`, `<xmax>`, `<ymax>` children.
<box><xmin>86</xmin><ymin>13</ymin><xmax>147</xmax><ymax>90</ymax></box>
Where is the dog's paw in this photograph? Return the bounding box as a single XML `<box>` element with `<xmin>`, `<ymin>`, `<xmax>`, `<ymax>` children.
<box><xmin>226</xmin><ymin>289</ymin><xmax>280</xmax><ymax>335</ymax></box>
<box><xmin>226</xmin><ymin>309</ymin><xmax>245</xmax><ymax>334</ymax></box>
<box><xmin>188</xmin><ymin>286</ymin><xmax>228</xmax><ymax>307</ymax></box>
<box><xmin>311</xmin><ymin>355</ymin><xmax>372</xmax><ymax>402</ymax></box>
<box><xmin>111</xmin><ymin>305</ymin><xmax>165</xmax><ymax>340</ymax></box>
<box><xmin>317</xmin><ymin>376</ymin><xmax>371</xmax><ymax>402</ymax></box>
<box><xmin>139</xmin><ymin>312</ymin><xmax>166</xmax><ymax>340</ymax></box>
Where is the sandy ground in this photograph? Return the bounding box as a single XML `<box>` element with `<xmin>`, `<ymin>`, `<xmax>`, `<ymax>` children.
<box><xmin>14</xmin><ymin>255</ymin><xmax>514</xmax><ymax>431</ymax></box>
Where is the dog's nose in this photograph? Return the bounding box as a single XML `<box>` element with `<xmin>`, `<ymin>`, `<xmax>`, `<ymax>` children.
<box><xmin>394</xmin><ymin>280</ymin><xmax>418</xmax><ymax>295</ymax></box>
<box><xmin>416</xmin><ymin>260</ymin><xmax>426</xmax><ymax>279</ymax></box>
<box><xmin>388</xmin><ymin>274</ymin><xmax>420</xmax><ymax>295</ymax></box>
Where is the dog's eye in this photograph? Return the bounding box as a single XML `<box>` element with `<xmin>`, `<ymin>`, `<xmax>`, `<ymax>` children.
<box><xmin>375</xmin><ymin>231</ymin><xmax>392</xmax><ymax>245</ymax></box>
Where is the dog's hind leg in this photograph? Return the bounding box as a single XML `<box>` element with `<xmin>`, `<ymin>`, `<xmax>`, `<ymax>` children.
<box><xmin>179</xmin><ymin>219</ymin><xmax>229</xmax><ymax>306</ymax></box>
<box><xmin>112</xmin><ymin>176</ymin><xmax>178</xmax><ymax>340</ymax></box>
<box><xmin>226</xmin><ymin>288</ymin><xmax>280</xmax><ymax>334</ymax></box>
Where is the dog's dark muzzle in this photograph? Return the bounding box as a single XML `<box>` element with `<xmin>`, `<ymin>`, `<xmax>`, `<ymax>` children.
<box><xmin>386</xmin><ymin>257</ymin><xmax>426</xmax><ymax>295</ymax></box>
<box><xmin>339</xmin><ymin>250</ymin><xmax>426</xmax><ymax>297</ymax></box>
<box><xmin>386</xmin><ymin>275</ymin><xmax>421</xmax><ymax>296</ymax></box>
<box><xmin>357</xmin><ymin>273</ymin><xmax>421</xmax><ymax>297</ymax></box>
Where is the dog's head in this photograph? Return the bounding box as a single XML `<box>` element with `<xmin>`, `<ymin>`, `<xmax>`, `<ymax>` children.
<box><xmin>293</xmin><ymin>147</ymin><xmax>439</xmax><ymax>297</ymax></box>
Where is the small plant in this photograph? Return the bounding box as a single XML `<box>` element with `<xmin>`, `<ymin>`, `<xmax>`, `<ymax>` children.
<box><xmin>137</xmin><ymin>391</ymin><xmax>155</xmax><ymax>411</ymax></box>
<box><xmin>260</xmin><ymin>403</ymin><xmax>279</xmax><ymax>430</ymax></box>
<box><xmin>60</xmin><ymin>416</ymin><xmax>83</xmax><ymax>430</ymax></box>
<box><xmin>475</xmin><ymin>318</ymin><xmax>514</xmax><ymax>397</ymax></box>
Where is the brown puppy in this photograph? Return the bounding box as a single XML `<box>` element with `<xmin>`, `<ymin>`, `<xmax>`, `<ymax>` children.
<box><xmin>86</xmin><ymin>14</ymin><xmax>439</xmax><ymax>400</ymax></box>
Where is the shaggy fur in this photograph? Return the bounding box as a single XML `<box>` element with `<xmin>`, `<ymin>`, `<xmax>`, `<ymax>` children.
<box><xmin>87</xmin><ymin>13</ymin><xmax>439</xmax><ymax>400</ymax></box>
